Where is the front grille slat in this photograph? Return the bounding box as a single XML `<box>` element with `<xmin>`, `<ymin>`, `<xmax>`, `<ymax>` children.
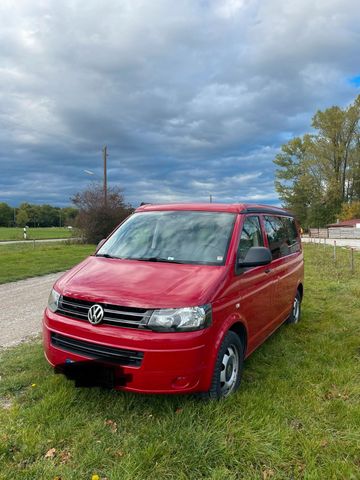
<box><xmin>57</xmin><ymin>296</ymin><xmax>152</xmax><ymax>329</ymax></box>
<box><xmin>61</xmin><ymin>299</ymin><xmax>91</xmax><ymax>310</ymax></box>
<box><xmin>51</xmin><ymin>332</ymin><xmax>144</xmax><ymax>366</ymax></box>
<box><xmin>103</xmin><ymin>308</ymin><xmax>148</xmax><ymax>318</ymax></box>
<box><xmin>57</xmin><ymin>307</ymin><xmax>89</xmax><ymax>318</ymax></box>
<box><xmin>102</xmin><ymin>317</ymin><xmax>143</xmax><ymax>326</ymax></box>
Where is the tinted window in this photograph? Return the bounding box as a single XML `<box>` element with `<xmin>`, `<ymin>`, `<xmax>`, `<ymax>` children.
<box><xmin>237</xmin><ymin>216</ymin><xmax>264</xmax><ymax>261</ymax></box>
<box><xmin>264</xmin><ymin>216</ymin><xmax>300</xmax><ymax>260</ymax></box>
<box><xmin>98</xmin><ymin>211</ymin><xmax>236</xmax><ymax>265</ymax></box>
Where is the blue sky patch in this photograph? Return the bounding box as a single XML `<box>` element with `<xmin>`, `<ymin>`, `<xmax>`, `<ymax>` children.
<box><xmin>349</xmin><ymin>76</ymin><xmax>360</xmax><ymax>87</ymax></box>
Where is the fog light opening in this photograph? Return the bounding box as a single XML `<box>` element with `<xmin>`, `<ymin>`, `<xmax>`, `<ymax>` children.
<box><xmin>172</xmin><ymin>376</ymin><xmax>191</xmax><ymax>389</ymax></box>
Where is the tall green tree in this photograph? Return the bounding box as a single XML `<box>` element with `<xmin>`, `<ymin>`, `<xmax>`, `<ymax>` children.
<box><xmin>0</xmin><ymin>202</ymin><xmax>13</xmax><ymax>226</ymax></box>
<box><xmin>17</xmin><ymin>203</ymin><xmax>39</xmax><ymax>227</ymax></box>
<box><xmin>61</xmin><ymin>207</ymin><xmax>78</xmax><ymax>226</ymax></box>
<box><xmin>37</xmin><ymin>205</ymin><xmax>60</xmax><ymax>227</ymax></box>
<box><xmin>16</xmin><ymin>209</ymin><xmax>29</xmax><ymax>227</ymax></box>
<box><xmin>274</xmin><ymin>95</ymin><xmax>360</xmax><ymax>228</ymax></box>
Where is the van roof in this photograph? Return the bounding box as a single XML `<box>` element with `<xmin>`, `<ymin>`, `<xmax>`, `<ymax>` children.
<box><xmin>136</xmin><ymin>203</ymin><xmax>293</xmax><ymax>216</ymax></box>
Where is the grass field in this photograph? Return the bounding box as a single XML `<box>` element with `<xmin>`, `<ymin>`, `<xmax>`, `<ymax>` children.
<box><xmin>0</xmin><ymin>227</ymin><xmax>74</xmax><ymax>241</ymax></box>
<box><xmin>0</xmin><ymin>244</ymin><xmax>359</xmax><ymax>479</ymax></box>
<box><xmin>0</xmin><ymin>243</ymin><xmax>94</xmax><ymax>284</ymax></box>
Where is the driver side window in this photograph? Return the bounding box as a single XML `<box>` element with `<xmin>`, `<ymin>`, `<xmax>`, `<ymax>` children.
<box><xmin>237</xmin><ymin>216</ymin><xmax>264</xmax><ymax>261</ymax></box>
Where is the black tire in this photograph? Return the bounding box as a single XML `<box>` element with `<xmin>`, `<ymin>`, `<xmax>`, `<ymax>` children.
<box><xmin>199</xmin><ymin>331</ymin><xmax>244</xmax><ymax>400</ymax></box>
<box><xmin>286</xmin><ymin>291</ymin><xmax>302</xmax><ymax>324</ymax></box>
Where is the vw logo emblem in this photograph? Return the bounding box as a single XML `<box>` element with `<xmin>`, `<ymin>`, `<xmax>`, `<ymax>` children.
<box><xmin>88</xmin><ymin>304</ymin><xmax>104</xmax><ymax>325</ymax></box>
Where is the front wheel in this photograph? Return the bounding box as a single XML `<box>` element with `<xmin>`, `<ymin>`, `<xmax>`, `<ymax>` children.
<box><xmin>200</xmin><ymin>331</ymin><xmax>244</xmax><ymax>400</ymax></box>
<box><xmin>286</xmin><ymin>291</ymin><xmax>302</xmax><ymax>324</ymax></box>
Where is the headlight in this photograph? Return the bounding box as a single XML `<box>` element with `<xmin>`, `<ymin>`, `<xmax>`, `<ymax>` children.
<box><xmin>145</xmin><ymin>305</ymin><xmax>212</xmax><ymax>332</ymax></box>
<box><xmin>48</xmin><ymin>288</ymin><xmax>61</xmax><ymax>312</ymax></box>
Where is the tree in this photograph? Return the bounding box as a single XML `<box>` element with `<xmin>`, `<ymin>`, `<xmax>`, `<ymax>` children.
<box><xmin>37</xmin><ymin>204</ymin><xmax>59</xmax><ymax>227</ymax></box>
<box><xmin>17</xmin><ymin>203</ymin><xmax>39</xmax><ymax>227</ymax></box>
<box><xmin>0</xmin><ymin>202</ymin><xmax>13</xmax><ymax>226</ymax></box>
<box><xmin>61</xmin><ymin>207</ymin><xmax>78</xmax><ymax>226</ymax></box>
<box><xmin>16</xmin><ymin>209</ymin><xmax>29</xmax><ymax>227</ymax></box>
<box><xmin>274</xmin><ymin>95</ymin><xmax>360</xmax><ymax>228</ymax></box>
<box><xmin>2</xmin><ymin>202</ymin><xmax>78</xmax><ymax>228</ymax></box>
<box><xmin>72</xmin><ymin>184</ymin><xmax>133</xmax><ymax>243</ymax></box>
<box><xmin>339</xmin><ymin>201</ymin><xmax>360</xmax><ymax>220</ymax></box>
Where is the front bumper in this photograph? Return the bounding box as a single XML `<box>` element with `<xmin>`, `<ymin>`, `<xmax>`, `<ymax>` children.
<box><xmin>43</xmin><ymin>308</ymin><xmax>212</xmax><ymax>394</ymax></box>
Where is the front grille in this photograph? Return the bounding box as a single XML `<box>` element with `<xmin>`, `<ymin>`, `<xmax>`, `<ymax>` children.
<box><xmin>57</xmin><ymin>296</ymin><xmax>152</xmax><ymax>329</ymax></box>
<box><xmin>51</xmin><ymin>332</ymin><xmax>144</xmax><ymax>366</ymax></box>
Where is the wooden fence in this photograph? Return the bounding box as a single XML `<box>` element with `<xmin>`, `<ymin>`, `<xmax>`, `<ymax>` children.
<box><xmin>309</xmin><ymin>228</ymin><xmax>328</xmax><ymax>238</ymax></box>
<box><xmin>309</xmin><ymin>227</ymin><xmax>360</xmax><ymax>239</ymax></box>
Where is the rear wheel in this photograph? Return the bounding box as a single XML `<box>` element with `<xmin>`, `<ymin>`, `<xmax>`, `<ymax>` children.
<box><xmin>200</xmin><ymin>331</ymin><xmax>244</xmax><ymax>400</ymax></box>
<box><xmin>286</xmin><ymin>291</ymin><xmax>302</xmax><ymax>324</ymax></box>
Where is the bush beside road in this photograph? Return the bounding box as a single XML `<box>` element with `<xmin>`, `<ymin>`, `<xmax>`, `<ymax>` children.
<box><xmin>0</xmin><ymin>245</ymin><xmax>359</xmax><ymax>479</ymax></box>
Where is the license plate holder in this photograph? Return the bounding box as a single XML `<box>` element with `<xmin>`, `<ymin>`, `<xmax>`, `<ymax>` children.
<box><xmin>56</xmin><ymin>361</ymin><xmax>116</xmax><ymax>388</ymax></box>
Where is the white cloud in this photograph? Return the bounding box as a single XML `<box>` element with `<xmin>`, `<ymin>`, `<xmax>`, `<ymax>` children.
<box><xmin>0</xmin><ymin>0</ymin><xmax>359</xmax><ymax>206</ymax></box>
<box><xmin>215</xmin><ymin>0</ymin><xmax>247</xmax><ymax>18</ymax></box>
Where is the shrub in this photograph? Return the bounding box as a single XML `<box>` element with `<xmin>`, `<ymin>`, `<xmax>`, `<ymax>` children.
<box><xmin>72</xmin><ymin>184</ymin><xmax>133</xmax><ymax>244</ymax></box>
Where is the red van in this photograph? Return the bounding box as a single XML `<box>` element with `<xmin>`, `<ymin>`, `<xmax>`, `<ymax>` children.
<box><xmin>43</xmin><ymin>203</ymin><xmax>304</xmax><ymax>399</ymax></box>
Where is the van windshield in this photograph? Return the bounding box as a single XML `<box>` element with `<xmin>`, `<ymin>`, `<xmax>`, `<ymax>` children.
<box><xmin>97</xmin><ymin>211</ymin><xmax>236</xmax><ymax>265</ymax></box>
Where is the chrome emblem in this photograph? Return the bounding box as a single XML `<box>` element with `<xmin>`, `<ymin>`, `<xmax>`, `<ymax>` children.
<box><xmin>88</xmin><ymin>304</ymin><xmax>104</xmax><ymax>325</ymax></box>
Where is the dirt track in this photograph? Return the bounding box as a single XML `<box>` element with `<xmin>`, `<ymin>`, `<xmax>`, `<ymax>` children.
<box><xmin>0</xmin><ymin>272</ymin><xmax>65</xmax><ymax>348</ymax></box>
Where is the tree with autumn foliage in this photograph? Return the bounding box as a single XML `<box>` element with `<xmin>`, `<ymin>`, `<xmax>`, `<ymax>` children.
<box><xmin>338</xmin><ymin>200</ymin><xmax>360</xmax><ymax>221</ymax></box>
<box><xmin>274</xmin><ymin>95</ymin><xmax>360</xmax><ymax>228</ymax></box>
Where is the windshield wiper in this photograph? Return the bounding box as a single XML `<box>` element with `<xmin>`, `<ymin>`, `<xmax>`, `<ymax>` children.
<box><xmin>134</xmin><ymin>257</ymin><xmax>184</xmax><ymax>264</ymax></box>
<box><xmin>96</xmin><ymin>253</ymin><xmax>117</xmax><ymax>259</ymax></box>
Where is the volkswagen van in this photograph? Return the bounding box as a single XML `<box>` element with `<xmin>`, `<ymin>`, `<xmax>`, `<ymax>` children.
<box><xmin>43</xmin><ymin>203</ymin><xmax>304</xmax><ymax>399</ymax></box>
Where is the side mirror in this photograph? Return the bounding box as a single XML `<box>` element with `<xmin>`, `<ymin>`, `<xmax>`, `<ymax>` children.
<box><xmin>237</xmin><ymin>247</ymin><xmax>272</xmax><ymax>269</ymax></box>
<box><xmin>96</xmin><ymin>238</ymin><xmax>106</xmax><ymax>250</ymax></box>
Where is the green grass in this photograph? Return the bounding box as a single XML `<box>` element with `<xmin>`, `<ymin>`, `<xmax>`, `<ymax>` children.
<box><xmin>0</xmin><ymin>227</ymin><xmax>74</xmax><ymax>241</ymax></box>
<box><xmin>0</xmin><ymin>244</ymin><xmax>359</xmax><ymax>479</ymax></box>
<box><xmin>0</xmin><ymin>243</ymin><xmax>94</xmax><ymax>284</ymax></box>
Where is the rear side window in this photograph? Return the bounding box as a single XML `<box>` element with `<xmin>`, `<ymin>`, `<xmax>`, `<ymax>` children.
<box><xmin>237</xmin><ymin>216</ymin><xmax>264</xmax><ymax>261</ymax></box>
<box><xmin>264</xmin><ymin>216</ymin><xmax>300</xmax><ymax>260</ymax></box>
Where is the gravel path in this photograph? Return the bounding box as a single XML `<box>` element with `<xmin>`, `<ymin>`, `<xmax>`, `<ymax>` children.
<box><xmin>0</xmin><ymin>272</ymin><xmax>65</xmax><ymax>348</ymax></box>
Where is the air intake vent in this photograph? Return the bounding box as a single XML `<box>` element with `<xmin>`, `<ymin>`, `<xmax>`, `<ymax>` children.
<box><xmin>51</xmin><ymin>332</ymin><xmax>144</xmax><ymax>366</ymax></box>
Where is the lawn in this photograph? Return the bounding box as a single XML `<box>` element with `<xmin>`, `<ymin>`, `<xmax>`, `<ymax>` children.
<box><xmin>0</xmin><ymin>243</ymin><xmax>94</xmax><ymax>284</ymax></box>
<box><xmin>0</xmin><ymin>227</ymin><xmax>75</xmax><ymax>242</ymax></box>
<box><xmin>0</xmin><ymin>244</ymin><xmax>359</xmax><ymax>479</ymax></box>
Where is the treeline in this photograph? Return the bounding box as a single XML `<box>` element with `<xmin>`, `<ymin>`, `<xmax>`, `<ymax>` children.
<box><xmin>0</xmin><ymin>202</ymin><xmax>78</xmax><ymax>227</ymax></box>
<box><xmin>274</xmin><ymin>94</ymin><xmax>360</xmax><ymax>228</ymax></box>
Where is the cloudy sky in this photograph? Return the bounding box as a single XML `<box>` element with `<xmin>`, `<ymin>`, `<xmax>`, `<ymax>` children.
<box><xmin>1</xmin><ymin>0</ymin><xmax>360</xmax><ymax>207</ymax></box>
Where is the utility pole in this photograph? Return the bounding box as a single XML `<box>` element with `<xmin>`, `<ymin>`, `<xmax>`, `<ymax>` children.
<box><xmin>209</xmin><ymin>194</ymin><xmax>213</xmax><ymax>203</ymax></box>
<box><xmin>102</xmin><ymin>145</ymin><xmax>108</xmax><ymax>207</ymax></box>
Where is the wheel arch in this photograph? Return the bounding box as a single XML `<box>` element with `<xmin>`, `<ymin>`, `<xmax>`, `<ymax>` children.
<box><xmin>229</xmin><ymin>321</ymin><xmax>248</xmax><ymax>357</ymax></box>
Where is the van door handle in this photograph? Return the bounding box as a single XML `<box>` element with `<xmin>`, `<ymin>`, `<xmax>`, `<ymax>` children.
<box><xmin>264</xmin><ymin>268</ymin><xmax>272</xmax><ymax>274</ymax></box>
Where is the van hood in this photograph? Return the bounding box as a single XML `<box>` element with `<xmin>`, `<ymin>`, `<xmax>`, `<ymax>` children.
<box><xmin>55</xmin><ymin>256</ymin><xmax>228</xmax><ymax>308</ymax></box>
